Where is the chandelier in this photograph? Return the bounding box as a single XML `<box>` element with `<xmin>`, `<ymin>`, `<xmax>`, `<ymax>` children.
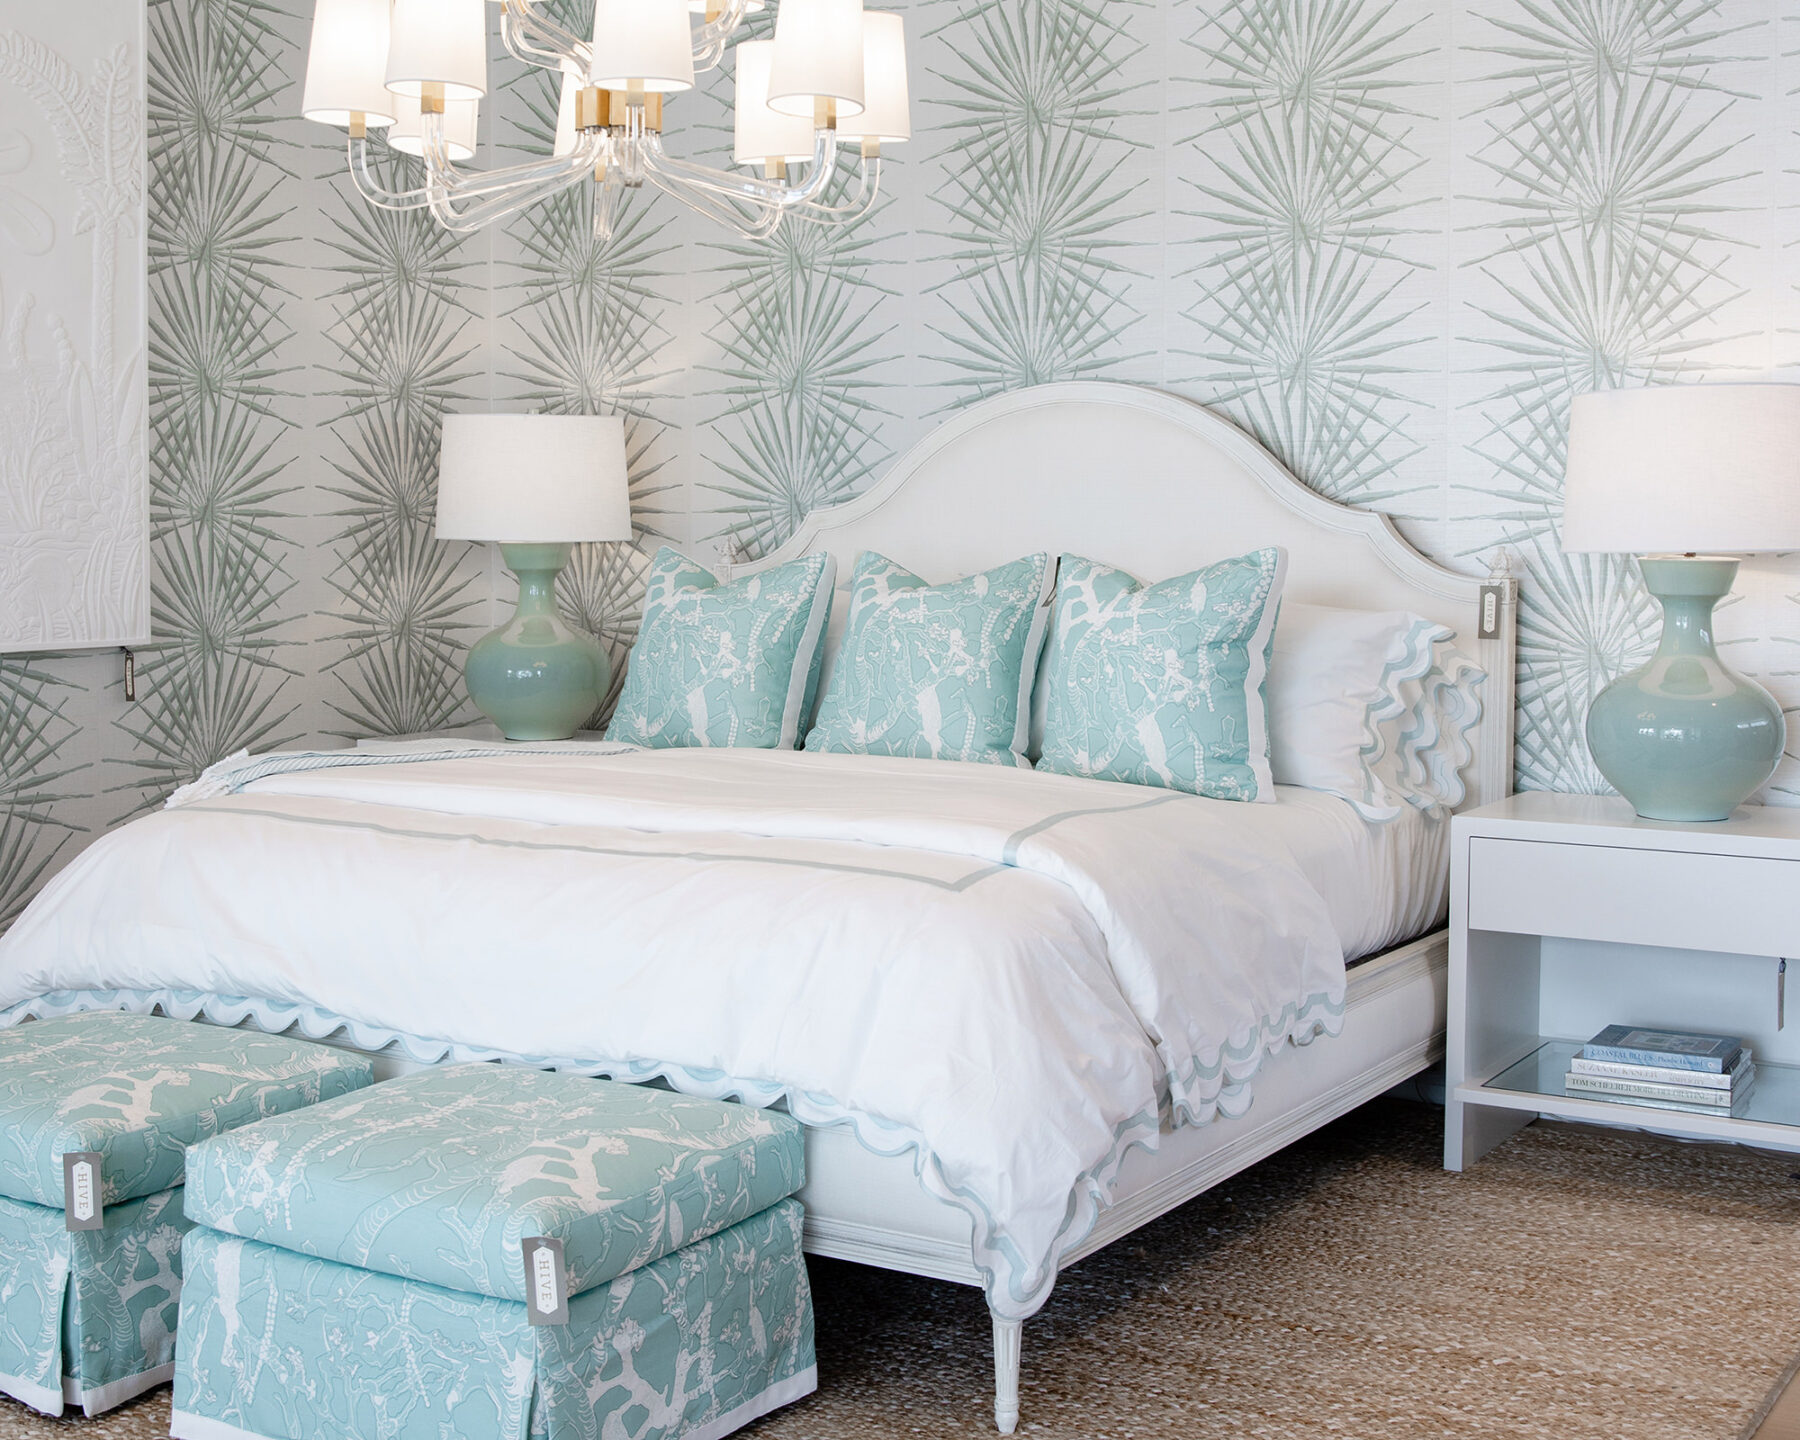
<box><xmin>299</xmin><ymin>0</ymin><xmax>911</xmax><ymax>239</ymax></box>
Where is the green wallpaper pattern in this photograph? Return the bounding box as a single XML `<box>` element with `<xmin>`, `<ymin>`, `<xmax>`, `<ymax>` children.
<box><xmin>1</xmin><ymin>0</ymin><xmax>1796</xmax><ymax>929</ymax></box>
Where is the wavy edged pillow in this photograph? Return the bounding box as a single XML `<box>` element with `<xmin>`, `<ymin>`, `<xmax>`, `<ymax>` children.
<box><xmin>805</xmin><ymin>550</ymin><xmax>1054</xmax><ymax>767</ymax></box>
<box><xmin>607</xmin><ymin>546</ymin><xmax>835</xmax><ymax>749</ymax></box>
<box><xmin>1036</xmin><ymin>548</ymin><xmax>1287</xmax><ymax>800</ymax></box>
<box><xmin>1268</xmin><ymin>603</ymin><xmax>1486</xmax><ymax>820</ymax></box>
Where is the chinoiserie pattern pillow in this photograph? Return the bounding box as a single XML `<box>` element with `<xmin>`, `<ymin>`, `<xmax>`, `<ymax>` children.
<box><xmin>1036</xmin><ymin>548</ymin><xmax>1288</xmax><ymax>800</ymax></box>
<box><xmin>805</xmin><ymin>550</ymin><xmax>1053</xmax><ymax>767</ymax></box>
<box><xmin>608</xmin><ymin>546</ymin><xmax>835</xmax><ymax>750</ymax></box>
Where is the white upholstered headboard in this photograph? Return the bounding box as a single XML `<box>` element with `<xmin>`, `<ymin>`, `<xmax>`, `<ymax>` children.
<box><xmin>732</xmin><ymin>382</ymin><xmax>1517</xmax><ymax>810</ymax></box>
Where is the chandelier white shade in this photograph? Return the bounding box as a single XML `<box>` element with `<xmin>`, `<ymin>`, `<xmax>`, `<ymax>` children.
<box><xmin>734</xmin><ymin>42</ymin><xmax>817</xmax><ymax>166</ymax></box>
<box><xmin>1562</xmin><ymin>384</ymin><xmax>1800</xmax><ymax>555</ymax></box>
<box><xmin>836</xmin><ymin>12</ymin><xmax>908</xmax><ymax>143</ymax></box>
<box><xmin>385</xmin><ymin>0</ymin><xmax>489</xmax><ymax>101</ymax></box>
<box><xmin>387</xmin><ymin>96</ymin><xmax>481</xmax><ymax>163</ymax></box>
<box><xmin>306</xmin><ymin>0</ymin><xmax>909</xmax><ymax>239</ymax></box>
<box><xmin>588</xmin><ymin>0</ymin><xmax>697</xmax><ymax>92</ymax></box>
<box><xmin>300</xmin><ymin>0</ymin><xmax>396</xmax><ymax>128</ymax></box>
<box><xmin>437</xmin><ymin>415</ymin><xmax>633</xmax><ymax>545</ymax></box>
<box><xmin>765</xmin><ymin>0</ymin><xmax>866</xmax><ymax>117</ymax></box>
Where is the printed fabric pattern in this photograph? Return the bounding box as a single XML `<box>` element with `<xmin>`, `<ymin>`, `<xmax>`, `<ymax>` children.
<box><xmin>1036</xmin><ymin>549</ymin><xmax>1287</xmax><ymax>800</ymax></box>
<box><xmin>183</xmin><ymin>1064</ymin><xmax>806</xmax><ymax>1304</ymax></box>
<box><xmin>806</xmin><ymin>550</ymin><xmax>1051</xmax><ymax>767</ymax></box>
<box><xmin>608</xmin><ymin>548</ymin><xmax>834</xmax><ymax>750</ymax></box>
<box><xmin>0</xmin><ymin>1187</ymin><xmax>189</xmax><ymax>1415</ymax></box>
<box><xmin>0</xmin><ymin>1011</ymin><xmax>373</xmax><ymax>1210</ymax></box>
<box><xmin>172</xmin><ymin>1201</ymin><xmax>816</xmax><ymax>1440</ymax></box>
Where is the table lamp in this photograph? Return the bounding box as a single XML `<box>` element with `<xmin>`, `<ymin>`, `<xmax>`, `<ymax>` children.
<box><xmin>437</xmin><ymin>414</ymin><xmax>632</xmax><ymax>741</ymax></box>
<box><xmin>1562</xmin><ymin>383</ymin><xmax>1800</xmax><ymax>821</ymax></box>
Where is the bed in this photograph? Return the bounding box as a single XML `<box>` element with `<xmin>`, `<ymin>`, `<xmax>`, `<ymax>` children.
<box><xmin>0</xmin><ymin>382</ymin><xmax>1517</xmax><ymax>1433</ymax></box>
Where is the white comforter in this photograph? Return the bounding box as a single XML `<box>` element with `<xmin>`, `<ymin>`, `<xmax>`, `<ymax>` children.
<box><xmin>0</xmin><ymin>744</ymin><xmax>1351</xmax><ymax>1319</ymax></box>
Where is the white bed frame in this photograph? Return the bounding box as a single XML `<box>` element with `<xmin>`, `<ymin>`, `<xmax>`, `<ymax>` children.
<box><xmin>721</xmin><ymin>382</ymin><xmax>1518</xmax><ymax>1432</ymax></box>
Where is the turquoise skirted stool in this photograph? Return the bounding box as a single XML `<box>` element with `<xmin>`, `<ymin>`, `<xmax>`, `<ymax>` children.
<box><xmin>171</xmin><ymin>1064</ymin><xmax>817</xmax><ymax>1440</ymax></box>
<box><xmin>0</xmin><ymin>1012</ymin><xmax>374</xmax><ymax>1416</ymax></box>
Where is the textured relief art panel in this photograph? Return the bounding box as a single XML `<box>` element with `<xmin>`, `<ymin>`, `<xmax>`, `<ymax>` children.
<box><xmin>0</xmin><ymin>0</ymin><xmax>147</xmax><ymax>651</ymax></box>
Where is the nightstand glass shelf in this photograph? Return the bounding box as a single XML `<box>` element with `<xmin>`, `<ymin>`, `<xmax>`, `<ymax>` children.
<box><xmin>1482</xmin><ymin>1040</ymin><xmax>1800</xmax><ymax>1127</ymax></box>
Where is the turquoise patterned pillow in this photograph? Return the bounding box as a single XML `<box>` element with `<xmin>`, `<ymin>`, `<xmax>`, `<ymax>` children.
<box><xmin>1036</xmin><ymin>548</ymin><xmax>1288</xmax><ymax>800</ymax></box>
<box><xmin>805</xmin><ymin>551</ymin><xmax>1053</xmax><ymax>767</ymax></box>
<box><xmin>608</xmin><ymin>546</ymin><xmax>835</xmax><ymax>749</ymax></box>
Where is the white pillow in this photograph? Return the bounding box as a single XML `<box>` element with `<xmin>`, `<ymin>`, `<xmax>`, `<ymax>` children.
<box><xmin>1268</xmin><ymin>603</ymin><xmax>1485</xmax><ymax>821</ymax></box>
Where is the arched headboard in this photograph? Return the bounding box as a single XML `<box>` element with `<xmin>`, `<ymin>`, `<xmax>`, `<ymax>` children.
<box><xmin>733</xmin><ymin>382</ymin><xmax>1517</xmax><ymax>809</ymax></box>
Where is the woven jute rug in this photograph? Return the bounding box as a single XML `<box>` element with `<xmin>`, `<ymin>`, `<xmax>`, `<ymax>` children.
<box><xmin>5</xmin><ymin>1100</ymin><xmax>1798</xmax><ymax>1439</ymax></box>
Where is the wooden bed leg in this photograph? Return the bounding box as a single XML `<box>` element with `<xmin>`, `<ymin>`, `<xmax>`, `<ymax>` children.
<box><xmin>991</xmin><ymin>1311</ymin><xmax>1022</xmax><ymax>1434</ymax></box>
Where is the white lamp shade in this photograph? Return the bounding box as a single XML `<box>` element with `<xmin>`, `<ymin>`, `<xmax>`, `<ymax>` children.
<box><xmin>766</xmin><ymin>0</ymin><xmax>865</xmax><ymax>118</ymax></box>
<box><xmin>1562</xmin><ymin>384</ymin><xmax>1800</xmax><ymax>554</ymax></box>
<box><xmin>554</xmin><ymin>70</ymin><xmax>581</xmax><ymax>158</ymax></box>
<box><xmin>385</xmin><ymin>0</ymin><xmax>489</xmax><ymax>102</ymax></box>
<box><xmin>387</xmin><ymin>95</ymin><xmax>481</xmax><ymax>161</ymax></box>
<box><xmin>301</xmin><ymin>0</ymin><xmax>397</xmax><ymax>128</ymax></box>
<box><xmin>587</xmin><ymin>0</ymin><xmax>696</xmax><ymax>94</ymax></box>
<box><xmin>733</xmin><ymin>42</ymin><xmax>816</xmax><ymax>165</ymax></box>
<box><xmin>437</xmin><ymin>415</ymin><xmax>633</xmax><ymax>544</ymax></box>
<box><xmin>835</xmin><ymin>12</ymin><xmax>908</xmax><ymax>143</ymax></box>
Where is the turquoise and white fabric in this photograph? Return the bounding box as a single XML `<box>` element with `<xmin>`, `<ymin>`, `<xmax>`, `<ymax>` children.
<box><xmin>805</xmin><ymin>551</ymin><xmax>1052</xmax><ymax>767</ymax></box>
<box><xmin>0</xmin><ymin>1012</ymin><xmax>373</xmax><ymax>1211</ymax></box>
<box><xmin>608</xmin><ymin>547</ymin><xmax>835</xmax><ymax>750</ymax></box>
<box><xmin>0</xmin><ymin>1013</ymin><xmax>370</xmax><ymax>1418</ymax></box>
<box><xmin>172</xmin><ymin>1202</ymin><xmax>814</xmax><ymax>1440</ymax></box>
<box><xmin>1036</xmin><ymin>549</ymin><xmax>1287</xmax><ymax>800</ymax></box>
<box><xmin>184</xmin><ymin>1064</ymin><xmax>806</xmax><ymax>1303</ymax></box>
<box><xmin>172</xmin><ymin>1066</ymin><xmax>813</xmax><ymax>1440</ymax></box>
<box><xmin>0</xmin><ymin>1187</ymin><xmax>188</xmax><ymax>1417</ymax></box>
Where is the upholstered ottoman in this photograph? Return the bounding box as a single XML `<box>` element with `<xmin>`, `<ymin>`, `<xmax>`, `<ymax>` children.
<box><xmin>170</xmin><ymin>1063</ymin><xmax>816</xmax><ymax>1440</ymax></box>
<box><xmin>0</xmin><ymin>1012</ymin><xmax>374</xmax><ymax>1416</ymax></box>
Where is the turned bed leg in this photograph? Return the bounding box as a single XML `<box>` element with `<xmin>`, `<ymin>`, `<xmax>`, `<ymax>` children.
<box><xmin>991</xmin><ymin>1311</ymin><xmax>1022</xmax><ymax>1433</ymax></box>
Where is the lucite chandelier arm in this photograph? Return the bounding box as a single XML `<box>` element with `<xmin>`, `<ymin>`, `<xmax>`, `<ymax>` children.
<box><xmin>691</xmin><ymin>0</ymin><xmax>754</xmax><ymax>72</ymax></box>
<box><xmin>416</xmin><ymin>133</ymin><xmax>608</xmax><ymax>204</ymax></box>
<box><xmin>792</xmin><ymin>148</ymin><xmax>880</xmax><ymax>223</ymax></box>
<box><xmin>496</xmin><ymin>0</ymin><xmax>592</xmax><ymax>79</ymax></box>
<box><xmin>643</xmin><ymin>168</ymin><xmax>784</xmax><ymax>239</ymax></box>
<box><xmin>426</xmin><ymin>157</ymin><xmax>600</xmax><ymax>233</ymax></box>
<box><xmin>640</xmin><ymin>127</ymin><xmax>838</xmax><ymax>211</ymax></box>
<box><xmin>394</xmin><ymin>114</ymin><xmax>607</xmax><ymax>233</ymax></box>
<box><xmin>348</xmin><ymin>134</ymin><xmax>432</xmax><ymax>211</ymax></box>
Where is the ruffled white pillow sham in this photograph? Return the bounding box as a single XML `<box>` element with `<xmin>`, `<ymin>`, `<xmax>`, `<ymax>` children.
<box><xmin>1267</xmin><ymin>603</ymin><xmax>1485</xmax><ymax>822</ymax></box>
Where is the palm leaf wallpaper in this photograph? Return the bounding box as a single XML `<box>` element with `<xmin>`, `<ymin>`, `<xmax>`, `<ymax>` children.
<box><xmin>0</xmin><ymin>0</ymin><xmax>1796</xmax><ymax>922</ymax></box>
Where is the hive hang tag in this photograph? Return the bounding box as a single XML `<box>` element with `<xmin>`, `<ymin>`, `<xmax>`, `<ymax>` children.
<box><xmin>522</xmin><ymin>1237</ymin><xmax>569</xmax><ymax>1326</ymax></box>
<box><xmin>63</xmin><ymin>1152</ymin><xmax>104</xmax><ymax>1232</ymax></box>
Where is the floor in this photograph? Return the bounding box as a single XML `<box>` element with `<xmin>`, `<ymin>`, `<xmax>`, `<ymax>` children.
<box><xmin>6</xmin><ymin>1100</ymin><xmax>1800</xmax><ymax>1439</ymax></box>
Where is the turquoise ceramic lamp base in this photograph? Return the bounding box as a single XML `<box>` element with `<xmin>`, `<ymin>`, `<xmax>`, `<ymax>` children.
<box><xmin>465</xmin><ymin>543</ymin><xmax>609</xmax><ymax>742</ymax></box>
<box><xmin>1586</xmin><ymin>556</ymin><xmax>1786</xmax><ymax>823</ymax></box>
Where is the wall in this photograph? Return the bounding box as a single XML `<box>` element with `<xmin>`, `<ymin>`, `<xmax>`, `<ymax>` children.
<box><xmin>1</xmin><ymin>0</ymin><xmax>1796</xmax><ymax>930</ymax></box>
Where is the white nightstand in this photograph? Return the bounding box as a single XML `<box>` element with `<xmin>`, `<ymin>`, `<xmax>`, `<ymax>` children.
<box><xmin>1446</xmin><ymin>791</ymin><xmax>1800</xmax><ymax>1171</ymax></box>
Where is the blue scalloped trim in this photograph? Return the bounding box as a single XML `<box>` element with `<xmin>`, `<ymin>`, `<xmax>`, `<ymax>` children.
<box><xmin>1347</xmin><ymin>622</ymin><xmax>1485</xmax><ymax>822</ymax></box>
<box><xmin>0</xmin><ymin>985</ymin><xmax>1333</xmax><ymax>1321</ymax></box>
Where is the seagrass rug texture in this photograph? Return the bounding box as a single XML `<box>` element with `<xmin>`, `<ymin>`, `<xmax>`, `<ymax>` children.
<box><xmin>4</xmin><ymin>1101</ymin><xmax>1797</xmax><ymax>1440</ymax></box>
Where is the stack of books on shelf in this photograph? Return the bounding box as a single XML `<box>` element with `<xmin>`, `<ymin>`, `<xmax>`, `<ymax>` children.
<box><xmin>1565</xmin><ymin>1025</ymin><xmax>1754</xmax><ymax>1115</ymax></box>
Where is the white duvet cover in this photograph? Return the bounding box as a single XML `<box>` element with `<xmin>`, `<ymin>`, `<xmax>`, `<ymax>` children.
<box><xmin>0</xmin><ymin>743</ymin><xmax>1369</xmax><ymax>1319</ymax></box>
